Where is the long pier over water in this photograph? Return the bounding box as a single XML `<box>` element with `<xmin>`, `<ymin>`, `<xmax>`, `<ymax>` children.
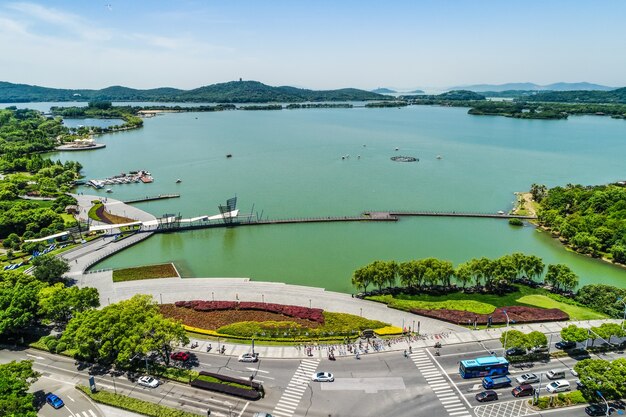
<box><xmin>150</xmin><ymin>210</ymin><xmax>536</xmax><ymax>233</ymax></box>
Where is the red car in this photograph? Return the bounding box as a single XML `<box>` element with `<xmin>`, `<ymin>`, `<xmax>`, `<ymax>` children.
<box><xmin>170</xmin><ymin>351</ymin><xmax>190</xmax><ymax>361</ymax></box>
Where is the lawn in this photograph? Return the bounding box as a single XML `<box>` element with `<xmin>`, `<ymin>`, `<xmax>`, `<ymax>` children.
<box><xmin>516</xmin><ymin>295</ymin><xmax>607</xmax><ymax>320</ymax></box>
<box><xmin>112</xmin><ymin>263</ymin><xmax>179</xmax><ymax>282</ymax></box>
<box><xmin>367</xmin><ymin>285</ymin><xmax>605</xmax><ymax>321</ymax></box>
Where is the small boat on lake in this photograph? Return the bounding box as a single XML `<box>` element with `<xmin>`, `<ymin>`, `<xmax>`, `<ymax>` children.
<box><xmin>226</xmin><ymin>154</ymin><xmax>232</xmax><ymax>158</ymax></box>
<box><xmin>106</xmin><ymin>188</ymin><xmax>113</xmax><ymax>193</ymax></box>
<box><xmin>176</xmin><ymin>179</ymin><xmax>182</xmax><ymax>183</ymax></box>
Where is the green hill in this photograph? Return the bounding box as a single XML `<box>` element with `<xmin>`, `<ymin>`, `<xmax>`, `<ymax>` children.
<box><xmin>521</xmin><ymin>87</ymin><xmax>626</xmax><ymax>104</ymax></box>
<box><xmin>0</xmin><ymin>80</ymin><xmax>387</xmax><ymax>103</ymax></box>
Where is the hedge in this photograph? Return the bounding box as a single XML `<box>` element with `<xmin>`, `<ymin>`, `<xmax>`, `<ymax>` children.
<box><xmin>175</xmin><ymin>300</ymin><xmax>325</xmax><ymax>323</ymax></box>
<box><xmin>190</xmin><ymin>371</ymin><xmax>262</xmax><ymax>400</ymax></box>
<box><xmin>531</xmin><ymin>390</ymin><xmax>587</xmax><ymax>409</ymax></box>
<box><xmin>76</xmin><ymin>385</ymin><xmax>201</xmax><ymax>416</ymax></box>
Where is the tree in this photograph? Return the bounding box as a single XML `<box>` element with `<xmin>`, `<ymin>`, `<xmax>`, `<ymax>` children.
<box><xmin>32</xmin><ymin>255</ymin><xmax>70</xmax><ymax>284</ymax></box>
<box><xmin>575</xmin><ymin>358</ymin><xmax>626</xmax><ymax>401</ymax></box>
<box><xmin>591</xmin><ymin>323</ymin><xmax>625</xmax><ymax>345</ymax></box>
<box><xmin>0</xmin><ymin>271</ymin><xmax>46</xmax><ymax>337</ymax></box>
<box><xmin>38</xmin><ymin>284</ymin><xmax>100</xmax><ymax>325</ymax></box>
<box><xmin>522</xmin><ymin>255</ymin><xmax>545</xmax><ymax>282</ymax></box>
<box><xmin>60</xmin><ymin>294</ymin><xmax>188</xmax><ymax>367</ymax></box>
<box><xmin>352</xmin><ymin>265</ymin><xmax>373</xmax><ymax>293</ymax></box>
<box><xmin>500</xmin><ymin>329</ymin><xmax>526</xmax><ymax>350</ymax></box>
<box><xmin>545</xmin><ymin>264</ymin><xmax>579</xmax><ymax>292</ymax></box>
<box><xmin>525</xmin><ymin>331</ymin><xmax>548</xmax><ymax>350</ymax></box>
<box><xmin>0</xmin><ymin>360</ymin><xmax>39</xmax><ymax>417</ymax></box>
<box><xmin>576</xmin><ymin>284</ymin><xmax>626</xmax><ymax>318</ymax></box>
<box><xmin>530</xmin><ymin>183</ymin><xmax>547</xmax><ymax>203</ymax></box>
<box><xmin>454</xmin><ymin>262</ymin><xmax>473</xmax><ymax>289</ymax></box>
<box><xmin>560</xmin><ymin>324</ymin><xmax>590</xmax><ymax>343</ymax></box>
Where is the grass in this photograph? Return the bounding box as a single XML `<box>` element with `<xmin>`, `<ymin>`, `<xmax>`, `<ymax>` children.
<box><xmin>112</xmin><ymin>263</ymin><xmax>179</xmax><ymax>282</ymax></box>
<box><xmin>366</xmin><ymin>284</ymin><xmax>606</xmax><ymax>320</ymax></box>
<box><xmin>369</xmin><ymin>295</ymin><xmax>496</xmax><ymax>314</ymax></box>
<box><xmin>76</xmin><ymin>385</ymin><xmax>201</xmax><ymax>417</ymax></box>
<box><xmin>516</xmin><ymin>295</ymin><xmax>607</xmax><ymax>320</ymax></box>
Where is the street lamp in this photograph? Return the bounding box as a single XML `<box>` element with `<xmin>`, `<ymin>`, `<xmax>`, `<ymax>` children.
<box><xmin>618</xmin><ymin>297</ymin><xmax>626</xmax><ymax>331</ymax></box>
<box><xmin>502</xmin><ymin>309</ymin><xmax>510</xmax><ymax>354</ymax></box>
<box><xmin>595</xmin><ymin>391</ymin><xmax>624</xmax><ymax>416</ymax></box>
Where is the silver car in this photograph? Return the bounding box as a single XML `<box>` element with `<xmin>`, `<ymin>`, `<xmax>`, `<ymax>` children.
<box><xmin>515</xmin><ymin>373</ymin><xmax>539</xmax><ymax>384</ymax></box>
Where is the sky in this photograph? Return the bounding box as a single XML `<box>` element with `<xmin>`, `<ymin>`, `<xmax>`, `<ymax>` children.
<box><xmin>1</xmin><ymin>0</ymin><xmax>624</xmax><ymax>91</ymax></box>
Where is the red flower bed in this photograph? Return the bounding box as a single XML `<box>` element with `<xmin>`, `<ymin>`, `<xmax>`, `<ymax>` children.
<box><xmin>174</xmin><ymin>300</ymin><xmax>325</xmax><ymax>323</ymax></box>
<box><xmin>409</xmin><ymin>305</ymin><xmax>569</xmax><ymax>325</ymax></box>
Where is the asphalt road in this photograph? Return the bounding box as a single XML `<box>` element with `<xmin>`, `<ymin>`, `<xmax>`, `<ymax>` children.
<box><xmin>3</xmin><ymin>336</ymin><xmax>625</xmax><ymax>417</ymax></box>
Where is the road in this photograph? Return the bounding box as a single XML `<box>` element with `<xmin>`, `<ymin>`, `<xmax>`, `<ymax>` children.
<box><xmin>3</xmin><ymin>336</ymin><xmax>625</xmax><ymax>417</ymax></box>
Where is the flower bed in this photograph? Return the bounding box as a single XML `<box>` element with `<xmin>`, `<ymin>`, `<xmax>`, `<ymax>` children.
<box><xmin>174</xmin><ymin>300</ymin><xmax>325</xmax><ymax>323</ymax></box>
<box><xmin>409</xmin><ymin>305</ymin><xmax>569</xmax><ymax>325</ymax></box>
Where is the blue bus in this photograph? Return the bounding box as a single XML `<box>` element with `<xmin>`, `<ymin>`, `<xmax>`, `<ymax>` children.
<box><xmin>459</xmin><ymin>356</ymin><xmax>509</xmax><ymax>379</ymax></box>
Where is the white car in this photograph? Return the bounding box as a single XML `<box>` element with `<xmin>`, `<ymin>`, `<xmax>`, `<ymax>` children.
<box><xmin>515</xmin><ymin>373</ymin><xmax>539</xmax><ymax>384</ymax></box>
<box><xmin>311</xmin><ymin>371</ymin><xmax>334</xmax><ymax>382</ymax></box>
<box><xmin>137</xmin><ymin>376</ymin><xmax>159</xmax><ymax>388</ymax></box>
<box><xmin>238</xmin><ymin>353</ymin><xmax>259</xmax><ymax>363</ymax></box>
<box><xmin>546</xmin><ymin>380</ymin><xmax>570</xmax><ymax>393</ymax></box>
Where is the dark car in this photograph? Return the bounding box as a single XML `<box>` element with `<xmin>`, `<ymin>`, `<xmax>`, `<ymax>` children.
<box><xmin>555</xmin><ymin>340</ymin><xmax>576</xmax><ymax>350</ymax></box>
<box><xmin>170</xmin><ymin>351</ymin><xmax>190</xmax><ymax>361</ymax></box>
<box><xmin>512</xmin><ymin>384</ymin><xmax>535</xmax><ymax>397</ymax></box>
<box><xmin>569</xmin><ymin>348</ymin><xmax>591</xmax><ymax>360</ymax></box>
<box><xmin>585</xmin><ymin>404</ymin><xmax>609</xmax><ymax>416</ymax></box>
<box><xmin>475</xmin><ymin>390</ymin><xmax>498</xmax><ymax>402</ymax></box>
<box><xmin>506</xmin><ymin>347</ymin><xmax>526</xmax><ymax>356</ymax></box>
<box><xmin>46</xmin><ymin>393</ymin><xmax>65</xmax><ymax>409</ymax></box>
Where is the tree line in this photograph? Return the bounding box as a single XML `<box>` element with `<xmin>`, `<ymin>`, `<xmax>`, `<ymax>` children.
<box><xmin>351</xmin><ymin>253</ymin><xmax>579</xmax><ymax>294</ymax></box>
<box><xmin>534</xmin><ymin>183</ymin><xmax>626</xmax><ymax>264</ymax></box>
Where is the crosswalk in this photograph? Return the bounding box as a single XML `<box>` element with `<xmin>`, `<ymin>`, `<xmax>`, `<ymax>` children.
<box><xmin>410</xmin><ymin>350</ymin><xmax>472</xmax><ymax>417</ymax></box>
<box><xmin>67</xmin><ymin>410</ymin><xmax>97</xmax><ymax>417</ymax></box>
<box><xmin>271</xmin><ymin>359</ymin><xmax>319</xmax><ymax>417</ymax></box>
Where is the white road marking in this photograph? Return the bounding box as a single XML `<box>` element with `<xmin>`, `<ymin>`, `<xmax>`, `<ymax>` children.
<box><xmin>236</xmin><ymin>402</ymin><xmax>249</xmax><ymax>417</ymax></box>
<box><xmin>67</xmin><ymin>395</ymin><xmax>75</xmax><ymax>402</ymax></box>
<box><xmin>26</xmin><ymin>353</ymin><xmax>45</xmax><ymax>360</ymax></box>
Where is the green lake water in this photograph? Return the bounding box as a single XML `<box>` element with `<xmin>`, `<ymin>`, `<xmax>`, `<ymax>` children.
<box><xmin>46</xmin><ymin>105</ymin><xmax>626</xmax><ymax>292</ymax></box>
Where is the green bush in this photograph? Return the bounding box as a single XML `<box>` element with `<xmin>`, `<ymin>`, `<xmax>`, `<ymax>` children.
<box><xmin>150</xmin><ymin>364</ymin><xmax>198</xmax><ymax>384</ymax></box>
<box><xmin>509</xmin><ymin>218</ymin><xmax>524</xmax><ymax>226</ymax></box>
<box><xmin>55</xmin><ymin>342</ymin><xmax>67</xmax><ymax>353</ymax></box>
<box><xmin>76</xmin><ymin>385</ymin><xmax>201</xmax><ymax>416</ymax></box>
<box><xmin>215</xmin><ymin>312</ymin><xmax>388</xmax><ymax>339</ymax></box>
<box><xmin>533</xmin><ymin>390</ymin><xmax>587</xmax><ymax>409</ymax></box>
<box><xmin>45</xmin><ymin>338</ymin><xmax>58</xmax><ymax>352</ymax></box>
<box><xmin>369</xmin><ymin>295</ymin><xmax>496</xmax><ymax>314</ymax></box>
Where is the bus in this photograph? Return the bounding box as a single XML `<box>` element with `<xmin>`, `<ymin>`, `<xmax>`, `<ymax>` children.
<box><xmin>459</xmin><ymin>356</ymin><xmax>509</xmax><ymax>379</ymax></box>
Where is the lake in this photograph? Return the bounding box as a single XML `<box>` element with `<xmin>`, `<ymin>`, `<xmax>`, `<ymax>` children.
<box><xmin>40</xmin><ymin>104</ymin><xmax>626</xmax><ymax>292</ymax></box>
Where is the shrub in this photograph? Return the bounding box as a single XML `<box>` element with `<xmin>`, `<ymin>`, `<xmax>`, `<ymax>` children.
<box><xmin>409</xmin><ymin>305</ymin><xmax>568</xmax><ymax>325</ymax></box>
<box><xmin>175</xmin><ymin>300</ymin><xmax>325</xmax><ymax>323</ymax></box>
<box><xmin>374</xmin><ymin>326</ymin><xmax>404</xmax><ymax>336</ymax></box>
<box><xmin>45</xmin><ymin>338</ymin><xmax>58</xmax><ymax>352</ymax></box>
<box><xmin>55</xmin><ymin>342</ymin><xmax>67</xmax><ymax>353</ymax></box>
<box><xmin>76</xmin><ymin>385</ymin><xmax>200</xmax><ymax>417</ymax></box>
<box><xmin>509</xmin><ymin>218</ymin><xmax>524</xmax><ymax>226</ymax></box>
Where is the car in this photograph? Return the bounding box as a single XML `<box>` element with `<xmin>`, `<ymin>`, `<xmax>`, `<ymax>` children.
<box><xmin>46</xmin><ymin>393</ymin><xmax>64</xmax><ymax>409</ymax></box>
<box><xmin>515</xmin><ymin>373</ymin><xmax>539</xmax><ymax>384</ymax></box>
<box><xmin>546</xmin><ymin>379</ymin><xmax>570</xmax><ymax>393</ymax></box>
<box><xmin>511</xmin><ymin>384</ymin><xmax>535</xmax><ymax>397</ymax></box>
<box><xmin>475</xmin><ymin>390</ymin><xmax>498</xmax><ymax>402</ymax></box>
<box><xmin>576</xmin><ymin>379</ymin><xmax>585</xmax><ymax>389</ymax></box>
<box><xmin>137</xmin><ymin>375</ymin><xmax>160</xmax><ymax>388</ymax></box>
<box><xmin>506</xmin><ymin>347</ymin><xmax>526</xmax><ymax>356</ymax></box>
<box><xmin>170</xmin><ymin>351</ymin><xmax>190</xmax><ymax>361</ymax></box>
<box><xmin>530</xmin><ymin>345</ymin><xmax>549</xmax><ymax>353</ymax></box>
<box><xmin>570</xmin><ymin>368</ymin><xmax>579</xmax><ymax>377</ymax></box>
<box><xmin>569</xmin><ymin>348</ymin><xmax>591</xmax><ymax>360</ymax></box>
<box><xmin>311</xmin><ymin>371</ymin><xmax>334</xmax><ymax>382</ymax></box>
<box><xmin>555</xmin><ymin>340</ymin><xmax>576</xmax><ymax>350</ymax></box>
<box><xmin>238</xmin><ymin>353</ymin><xmax>259</xmax><ymax>363</ymax></box>
<box><xmin>585</xmin><ymin>404</ymin><xmax>610</xmax><ymax>416</ymax></box>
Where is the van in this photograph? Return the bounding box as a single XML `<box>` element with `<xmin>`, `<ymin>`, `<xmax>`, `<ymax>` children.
<box><xmin>530</xmin><ymin>345</ymin><xmax>549</xmax><ymax>354</ymax></box>
<box><xmin>482</xmin><ymin>375</ymin><xmax>512</xmax><ymax>389</ymax></box>
<box><xmin>546</xmin><ymin>369</ymin><xmax>566</xmax><ymax>380</ymax></box>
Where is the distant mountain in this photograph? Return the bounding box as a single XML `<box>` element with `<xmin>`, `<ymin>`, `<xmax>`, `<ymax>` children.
<box><xmin>450</xmin><ymin>82</ymin><xmax>615</xmax><ymax>92</ymax></box>
<box><xmin>0</xmin><ymin>80</ymin><xmax>388</xmax><ymax>103</ymax></box>
<box><xmin>406</xmin><ymin>89</ymin><xmax>425</xmax><ymax>94</ymax></box>
<box><xmin>371</xmin><ymin>88</ymin><xmax>397</xmax><ymax>94</ymax></box>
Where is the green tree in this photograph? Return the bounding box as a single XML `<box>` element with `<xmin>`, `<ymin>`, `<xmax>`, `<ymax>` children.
<box><xmin>522</xmin><ymin>255</ymin><xmax>545</xmax><ymax>282</ymax></box>
<box><xmin>560</xmin><ymin>324</ymin><xmax>590</xmax><ymax>343</ymax></box>
<box><xmin>500</xmin><ymin>329</ymin><xmax>526</xmax><ymax>350</ymax></box>
<box><xmin>60</xmin><ymin>294</ymin><xmax>188</xmax><ymax>367</ymax></box>
<box><xmin>525</xmin><ymin>331</ymin><xmax>548</xmax><ymax>350</ymax></box>
<box><xmin>32</xmin><ymin>255</ymin><xmax>70</xmax><ymax>284</ymax></box>
<box><xmin>0</xmin><ymin>360</ymin><xmax>40</xmax><ymax>417</ymax></box>
<box><xmin>591</xmin><ymin>323</ymin><xmax>625</xmax><ymax>344</ymax></box>
<box><xmin>545</xmin><ymin>264</ymin><xmax>579</xmax><ymax>292</ymax></box>
<box><xmin>38</xmin><ymin>284</ymin><xmax>100</xmax><ymax>325</ymax></box>
<box><xmin>0</xmin><ymin>272</ymin><xmax>46</xmax><ymax>337</ymax></box>
<box><xmin>398</xmin><ymin>260</ymin><xmax>426</xmax><ymax>289</ymax></box>
<box><xmin>352</xmin><ymin>265</ymin><xmax>373</xmax><ymax>293</ymax></box>
<box><xmin>454</xmin><ymin>262</ymin><xmax>473</xmax><ymax>289</ymax></box>
<box><xmin>575</xmin><ymin>358</ymin><xmax>626</xmax><ymax>400</ymax></box>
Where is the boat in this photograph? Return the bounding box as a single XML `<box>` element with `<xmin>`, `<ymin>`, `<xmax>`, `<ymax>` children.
<box><xmin>106</xmin><ymin>188</ymin><xmax>113</xmax><ymax>193</ymax></box>
<box><xmin>226</xmin><ymin>154</ymin><xmax>232</xmax><ymax>158</ymax></box>
<box><xmin>436</xmin><ymin>155</ymin><xmax>442</xmax><ymax>159</ymax></box>
<box><xmin>176</xmin><ymin>179</ymin><xmax>182</xmax><ymax>183</ymax></box>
